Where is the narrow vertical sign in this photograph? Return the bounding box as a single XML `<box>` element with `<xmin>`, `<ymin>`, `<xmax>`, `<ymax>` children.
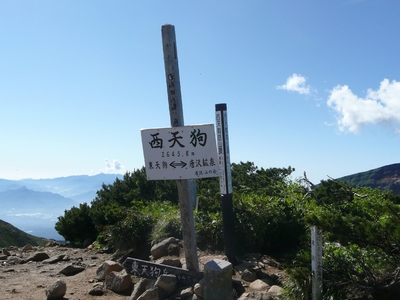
<box><xmin>215</xmin><ymin>103</ymin><xmax>236</xmax><ymax>264</ymax></box>
<box><xmin>311</xmin><ymin>226</ymin><xmax>323</xmax><ymax>300</ymax></box>
<box><xmin>215</xmin><ymin>105</ymin><xmax>232</xmax><ymax>194</ymax></box>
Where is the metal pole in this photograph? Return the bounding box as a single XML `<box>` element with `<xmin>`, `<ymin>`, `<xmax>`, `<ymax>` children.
<box><xmin>215</xmin><ymin>103</ymin><xmax>236</xmax><ymax>264</ymax></box>
<box><xmin>161</xmin><ymin>24</ymin><xmax>199</xmax><ymax>272</ymax></box>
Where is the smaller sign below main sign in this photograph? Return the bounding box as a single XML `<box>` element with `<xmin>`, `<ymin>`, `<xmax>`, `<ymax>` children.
<box><xmin>122</xmin><ymin>257</ymin><xmax>203</xmax><ymax>285</ymax></box>
<box><xmin>141</xmin><ymin>124</ymin><xmax>219</xmax><ymax>180</ymax></box>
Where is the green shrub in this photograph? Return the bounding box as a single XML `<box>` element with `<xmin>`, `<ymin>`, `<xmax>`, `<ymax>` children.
<box><xmin>55</xmin><ymin>203</ymin><xmax>97</xmax><ymax>245</ymax></box>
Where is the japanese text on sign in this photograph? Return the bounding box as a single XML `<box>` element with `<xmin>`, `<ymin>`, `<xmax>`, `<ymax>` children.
<box><xmin>141</xmin><ymin>124</ymin><xmax>219</xmax><ymax>180</ymax></box>
<box><xmin>123</xmin><ymin>257</ymin><xmax>204</xmax><ymax>285</ymax></box>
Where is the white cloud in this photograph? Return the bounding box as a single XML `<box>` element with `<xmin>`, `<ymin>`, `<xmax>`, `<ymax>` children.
<box><xmin>277</xmin><ymin>73</ymin><xmax>311</xmax><ymax>95</ymax></box>
<box><xmin>102</xmin><ymin>159</ymin><xmax>126</xmax><ymax>174</ymax></box>
<box><xmin>327</xmin><ymin>79</ymin><xmax>400</xmax><ymax>133</ymax></box>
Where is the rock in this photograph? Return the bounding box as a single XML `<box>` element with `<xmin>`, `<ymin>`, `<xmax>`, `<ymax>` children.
<box><xmin>242</xmin><ymin>268</ymin><xmax>257</xmax><ymax>282</ymax></box>
<box><xmin>238</xmin><ymin>291</ymin><xmax>268</xmax><ymax>299</ymax></box>
<box><xmin>2</xmin><ymin>248</ymin><xmax>11</xmax><ymax>256</ymax></box>
<box><xmin>45</xmin><ymin>241</ymin><xmax>60</xmax><ymax>247</ymax></box>
<box><xmin>45</xmin><ymin>279</ymin><xmax>66</xmax><ymax>300</ymax></box>
<box><xmin>43</xmin><ymin>254</ymin><xmax>65</xmax><ymax>264</ymax></box>
<box><xmin>155</xmin><ymin>257</ymin><xmax>182</xmax><ymax>268</ymax></box>
<box><xmin>89</xmin><ymin>284</ymin><xmax>104</xmax><ymax>296</ymax></box>
<box><xmin>130</xmin><ymin>278</ymin><xmax>152</xmax><ymax>300</ymax></box>
<box><xmin>27</xmin><ymin>252</ymin><xmax>50</xmax><ymax>262</ymax></box>
<box><xmin>62</xmin><ymin>255</ymin><xmax>71</xmax><ymax>261</ymax></box>
<box><xmin>249</xmin><ymin>279</ymin><xmax>270</xmax><ymax>291</ymax></box>
<box><xmin>22</xmin><ymin>244</ymin><xmax>34</xmax><ymax>251</ymax></box>
<box><xmin>180</xmin><ymin>286</ymin><xmax>193</xmax><ymax>298</ymax></box>
<box><xmin>155</xmin><ymin>274</ymin><xmax>177</xmax><ymax>297</ymax></box>
<box><xmin>0</xmin><ymin>255</ymin><xmax>7</xmax><ymax>260</ymax></box>
<box><xmin>96</xmin><ymin>260</ymin><xmax>124</xmax><ymax>280</ymax></box>
<box><xmin>193</xmin><ymin>278</ymin><xmax>204</xmax><ymax>297</ymax></box>
<box><xmin>233</xmin><ymin>279</ymin><xmax>246</xmax><ymax>298</ymax></box>
<box><xmin>203</xmin><ymin>259</ymin><xmax>232</xmax><ymax>300</ymax></box>
<box><xmin>105</xmin><ymin>270</ymin><xmax>133</xmax><ymax>294</ymax></box>
<box><xmin>235</xmin><ymin>262</ymin><xmax>257</xmax><ymax>273</ymax></box>
<box><xmin>150</xmin><ymin>237</ymin><xmax>180</xmax><ymax>260</ymax></box>
<box><xmin>137</xmin><ymin>287</ymin><xmax>159</xmax><ymax>300</ymax></box>
<box><xmin>7</xmin><ymin>256</ymin><xmax>25</xmax><ymax>264</ymax></box>
<box><xmin>59</xmin><ymin>264</ymin><xmax>85</xmax><ymax>276</ymax></box>
<box><xmin>266</xmin><ymin>285</ymin><xmax>283</xmax><ymax>297</ymax></box>
<box><xmin>167</xmin><ymin>243</ymin><xmax>181</xmax><ymax>256</ymax></box>
<box><xmin>3</xmin><ymin>268</ymin><xmax>15</xmax><ymax>273</ymax></box>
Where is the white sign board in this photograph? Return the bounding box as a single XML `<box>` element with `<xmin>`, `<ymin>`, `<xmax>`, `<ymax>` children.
<box><xmin>141</xmin><ymin>124</ymin><xmax>219</xmax><ymax>180</ymax></box>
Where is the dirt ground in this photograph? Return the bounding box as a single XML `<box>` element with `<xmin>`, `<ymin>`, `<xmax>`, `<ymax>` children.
<box><xmin>0</xmin><ymin>245</ymin><xmax>286</xmax><ymax>300</ymax></box>
<box><xmin>0</xmin><ymin>246</ymin><xmax>129</xmax><ymax>300</ymax></box>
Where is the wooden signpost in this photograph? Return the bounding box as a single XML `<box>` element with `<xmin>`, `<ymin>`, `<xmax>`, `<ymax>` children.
<box><xmin>123</xmin><ymin>257</ymin><xmax>203</xmax><ymax>285</ymax></box>
<box><xmin>304</xmin><ymin>172</ymin><xmax>323</xmax><ymax>300</ymax></box>
<box><xmin>160</xmin><ymin>24</ymin><xmax>200</xmax><ymax>272</ymax></box>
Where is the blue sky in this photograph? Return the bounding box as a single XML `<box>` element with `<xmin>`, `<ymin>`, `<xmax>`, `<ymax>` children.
<box><xmin>1</xmin><ymin>0</ymin><xmax>399</xmax><ymax>184</ymax></box>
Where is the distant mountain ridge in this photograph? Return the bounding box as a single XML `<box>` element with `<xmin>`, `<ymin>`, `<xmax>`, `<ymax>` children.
<box><xmin>0</xmin><ymin>173</ymin><xmax>123</xmax><ymax>240</ymax></box>
<box><xmin>337</xmin><ymin>163</ymin><xmax>400</xmax><ymax>194</ymax></box>
<box><xmin>0</xmin><ymin>173</ymin><xmax>123</xmax><ymax>203</ymax></box>
<box><xmin>0</xmin><ymin>219</ymin><xmax>47</xmax><ymax>248</ymax></box>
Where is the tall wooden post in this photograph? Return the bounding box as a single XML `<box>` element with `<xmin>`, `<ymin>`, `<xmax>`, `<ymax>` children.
<box><xmin>311</xmin><ymin>226</ymin><xmax>323</xmax><ymax>300</ymax></box>
<box><xmin>161</xmin><ymin>24</ymin><xmax>199</xmax><ymax>272</ymax></box>
<box><xmin>304</xmin><ymin>172</ymin><xmax>323</xmax><ymax>300</ymax></box>
<box><xmin>215</xmin><ymin>103</ymin><xmax>236</xmax><ymax>264</ymax></box>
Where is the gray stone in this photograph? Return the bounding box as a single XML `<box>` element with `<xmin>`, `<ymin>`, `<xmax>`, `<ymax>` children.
<box><xmin>105</xmin><ymin>270</ymin><xmax>133</xmax><ymax>294</ymax></box>
<box><xmin>3</xmin><ymin>268</ymin><xmax>15</xmax><ymax>273</ymax></box>
<box><xmin>167</xmin><ymin>242</ymin><xmax>181</xmax><ymax>256</ymax></box>
<box><xmin>237</xmin><ymin>291</ymin><xmax>269</xmax><ymax>300</ymax></box>
<box><xmin>204</xmin><ymin>259</ymin><xmax>232</xmax><ymax>300</ymax></box>
<box><xmin>2</xmin><ymin>248</ymin><xmax>11</xmax><ymax>256</ymax></box>
<box><xmin>235</xmin><ymin>262</ymin><xmax>257</xmax><ymax>273</ymax></box>
<box><xmin>180</xmin><ymin>286</ymin><xmax>193</xmax><ymax>298</ymax></box>
<box><xmin>155</xmin><ymin>257</ymin><xmax>182</xmax><ymax>268</ymax></box>
<box><xmin>7</xmin><ymin>256</ymin><xmax>24</xmax><ymax>264</ymax></box>
<box><xmin>137</xmin><ymin>287</ymin><xmax>159</xmax><ymax>300</ymax></box>
<box><xmin>27</xmin><ymin>252</ymin><xmax>50</xmax><ymax>262</ymax></box>
<box><xmin>22</xmin><ymin>244</ymin><xmax>34</xmax><ymax>251</ymax></box>
<box><xmin>45</xmin><ymin>279</ymin><xmax>66</xmax><ymax>300</ymax></box>
<box><xmin>130</xmin><ymin>278</ymin><xmax>152</xmax><ymax>300</ymax></box>
<box><xmin>242</xmin><ymin>268</ymin><xmax>257</xmax><ymax>282</ymax></box>
<box><xmin>0</xmin><ymin>255</ymin><xmax>7</xmax><ymax>260</ymax></box>
<box><xmin>89</xmin><ymin>284</ymin><xmax>104</xmax><ymax>296</ymax></box>
<box><xmin>193</xmin><ymin>279</ymin><xmax>204</xmax><ymax>297</ymax></box>
<box><xmin>150</xmin><ymin>237</ymin><xmax>180</xmax><ymax>259</ymax></box>
<box><xmin>155</xmin><ymin>274</ymin><xmax>177</xmax><ymax>296</ymax></box>
<box><xmin>59</xmin><ymin>264</ymin><xmax>85</xmax><ymax>276</ymax></box>
<box><xmin>43</xmin><ymin>254</ymin><xmax>65</xmax><ymax>264</ymax></box>
<box><xmin>96</xmin><ymin>260</ymin><xmax>124</xmax><ymax>280</ymax></box>
<box><xmin>266</xmin><ymin>285</ymin><xmax>283</xmax><ymax>297</ymax></box>
<box><xmin>249</xmin><ymin>279</ymin><xmax>270</xmax><ymax>291</ymax></box>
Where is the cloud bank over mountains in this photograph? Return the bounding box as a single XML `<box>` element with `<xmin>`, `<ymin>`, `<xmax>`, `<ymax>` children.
<box><xmin>278</xmin><ymin>74</ymin><xmax>400</xmax><ymax>134</ymax></box>
<box><xmin>92</xmin><ymin>159</ymin><xmax>126</xmax><ymax>176</ymax></box>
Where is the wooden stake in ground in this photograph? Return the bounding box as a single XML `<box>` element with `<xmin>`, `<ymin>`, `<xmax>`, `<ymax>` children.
<box><xmin>304</xmin><ymin>172</ymin><xmax>323</xmax><ymax>300</ymax></box>
<box><xmin>161</xmin><ymin>24</ymin><xmax>199</xmax><ymax>272</ymax></box>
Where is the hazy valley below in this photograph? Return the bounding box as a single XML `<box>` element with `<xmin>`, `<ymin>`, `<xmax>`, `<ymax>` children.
<box><xmin>0</xmin><ymin>173</ymin><xmax>123</xmax><ymax>240</ymax></box>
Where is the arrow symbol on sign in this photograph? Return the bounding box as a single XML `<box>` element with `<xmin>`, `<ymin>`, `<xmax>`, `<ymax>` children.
<box><xmin>170</xmin><ymin>161</ymin><xmax>187</xmax><ymax>169</ymax></box>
